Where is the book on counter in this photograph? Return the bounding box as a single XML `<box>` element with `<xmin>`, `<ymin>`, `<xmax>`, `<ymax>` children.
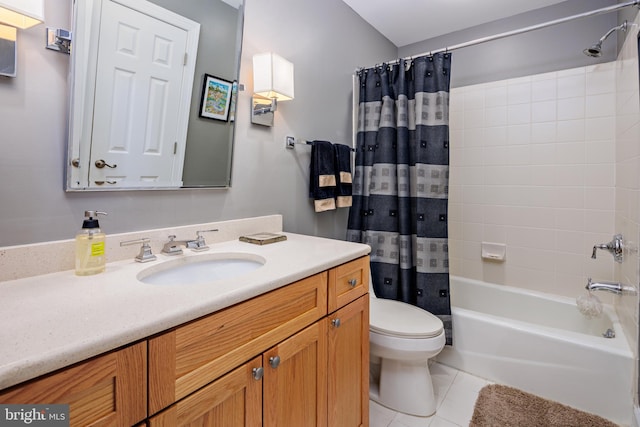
<box><xmin>239</xmin><ymin>232</ymin><xmax>287</xmax><ymax>245</ymax></box>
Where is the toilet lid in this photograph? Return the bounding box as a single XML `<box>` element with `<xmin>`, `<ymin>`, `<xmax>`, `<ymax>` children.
<box><xmin>370</xmin><ymin>298</ymin><xmax>444</xmax><ymax>338</ymax></box>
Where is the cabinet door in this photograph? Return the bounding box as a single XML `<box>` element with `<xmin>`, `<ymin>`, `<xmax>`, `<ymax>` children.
<box><xmin>264</xmin><ymin>320</ymin><xmax>328</xmax><ymax>427</ymax></box>
<box><xmin>149</xmin><ymin>356</ymin><xmax>262</xmax><ymax>427</ymax></box>
<box><xmin>328</xmin><ymin>256</ymin><xmax>369</xmax><ymax>313</ymax></box>
<box><xmin>0</xmin><ymin>342</ymin><xmax>147</xmax><ymax>427</ymax></box>
<box><xmin>149</xmin><ymin>272</ymin><xmax>327</xmax><ymax>414</ymax></box>
<box><xmin>328</xmin><ymin>295</ymin><xmax>369</xmax><ymax>427</ymax></box>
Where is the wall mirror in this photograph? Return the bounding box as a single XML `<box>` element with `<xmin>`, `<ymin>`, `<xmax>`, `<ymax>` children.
<box><xmin>65</xmin><ymin>0</ymin><xmax>244</xmax><ymax>191</ymax></box>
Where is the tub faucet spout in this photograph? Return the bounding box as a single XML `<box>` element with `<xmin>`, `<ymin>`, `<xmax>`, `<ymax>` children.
<box><xmin>586</xmin><ymin>278</ymin><xmax>636</xmax><ymax>295</ymax></box>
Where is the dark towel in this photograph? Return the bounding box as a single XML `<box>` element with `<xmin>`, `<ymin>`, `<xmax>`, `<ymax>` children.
<box><xmin>309</xmin><ymin>140</ymin><xmax>336</xmax><ymax>212</ymax></box>
<box><xmin>333</xmin><ymin>144</ymin><xmax>352</xmax><ymax>208</ymax></box>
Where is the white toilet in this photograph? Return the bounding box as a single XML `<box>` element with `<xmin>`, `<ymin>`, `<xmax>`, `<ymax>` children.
<box><xmin>369</xmin><ymin>278</ymin><xmax>446</xmax><ymax>417</ymax></box>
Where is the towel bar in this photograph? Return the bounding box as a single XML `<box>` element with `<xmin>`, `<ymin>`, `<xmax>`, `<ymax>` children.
<box><xmin>286</xmin><ymin>136</ymin><xmax>355</xmax><ymax>151</ymax></box>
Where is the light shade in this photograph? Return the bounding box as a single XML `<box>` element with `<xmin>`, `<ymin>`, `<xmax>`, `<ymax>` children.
<box><xmin>0</xmin><ymin>0</ymin><xmax>44</xmax><ymax>29</ymax></box>
<box><xmin>253</xmin><ymin>52</ymin><xmax>294</xmax><ymax>101</ymax></box>
<box><xmin>0</xmin><ymin>23</ymin><xmax>17</xmax><ymax>77</ymax></box>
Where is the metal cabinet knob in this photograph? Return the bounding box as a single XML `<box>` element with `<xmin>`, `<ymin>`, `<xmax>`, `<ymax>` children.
<box><xmin>348</xmin><ymin>278</ymin><xmax>357</xmax><ymax>287</ymax></box>
<box><xmin>331</xmin><ymin>318</ymin><xmax>341</xmax><ymax>328</ymax></box>
<box><xmin>252</xmin><ymin>367</ymin><xmax>264</xmax><ymax>380</ymax></box>
<box><xmin>269</xmin><ymin>356</ymin><xmax>280</xmax><ymax>369</ymax></box>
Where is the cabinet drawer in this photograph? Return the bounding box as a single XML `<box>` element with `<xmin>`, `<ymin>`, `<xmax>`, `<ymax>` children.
<box><xmin>328</xmin><ymin>256</ymin><xmax>369</xmax><ymax>313</ymax></box>
<box><xmin>0</xmin><ymin>342</ymin><xmax>147</xmax><ymax>427</ymax></box>
<box><xmin>149</xmin><ymin>272</ymin><xmax>328</xmax><ymax>414</ymax></box>
<box><xmin>149</xmin><ymin>356</ymin><xmax>262</xmax><ymax>427</ymax></box>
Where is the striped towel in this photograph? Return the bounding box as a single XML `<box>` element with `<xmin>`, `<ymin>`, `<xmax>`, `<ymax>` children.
<box><xmin>309</xmin><ymin>140</ymin><xmax>336</xmax><ymax>212</ymax></box>
<box><xmin>333</xmin><ymin>144</ymin><xmax>352</xmax><ymax>208</ymax></box>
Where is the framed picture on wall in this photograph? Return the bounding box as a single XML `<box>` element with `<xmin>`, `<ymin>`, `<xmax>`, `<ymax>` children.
<box><xmin>228</xmin><ymin>81</ymin><xmax>238</xmax><ymax>122</ymax></box>
<box><xmin>199</xmin><ymin>74</ymin><xmax>233</xmax><ymax>121</ymax></box>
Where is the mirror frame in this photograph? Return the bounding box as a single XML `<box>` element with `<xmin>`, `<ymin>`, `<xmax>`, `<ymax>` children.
<box><xmin>65</xmin><ymin>0</ymin><xmax>244</xmax><ymax>191</ymax></box>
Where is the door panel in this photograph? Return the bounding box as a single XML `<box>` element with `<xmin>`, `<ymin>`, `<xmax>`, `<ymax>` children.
<box><xmin>264</xmin><ymin>320</ymin><xmax>328</xmax><ymax>427</ymax></box>
<box><xmin>89</xmin><ymin>0</ymin><xmax>192</xmax><ymax>188</ymax></box>
<box><xmin>328</xmin><ymin>295</ymin><xmax>369</xmax><ymax>427</ymax></box>
<box><xmin>149</xmin><ymin>356</ymin><xmax>262</xmax><ymax>427</ymax></box>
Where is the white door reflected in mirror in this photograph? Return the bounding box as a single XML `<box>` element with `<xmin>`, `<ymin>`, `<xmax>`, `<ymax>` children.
<box><xmin>88</xmin><ymin>0</ymin><xmax>198</xmax><ymax>188</ymax></box>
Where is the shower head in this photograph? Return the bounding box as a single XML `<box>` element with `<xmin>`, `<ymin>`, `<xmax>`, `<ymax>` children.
<box><xmin>583</xmin><ymin>43</ymin><xmax>603</xmax><ymax>57</ymax></box>
<box><xmin>584</xmin><ymin>20</ymin><xmax>628</xmax><ymax>58</ymax></box>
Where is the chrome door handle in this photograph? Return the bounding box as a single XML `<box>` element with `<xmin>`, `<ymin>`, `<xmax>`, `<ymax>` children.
<box><xmin>331</xmin><ymin>318</ymin><xmax>341</xmax><ymax>328</ymax></box>
<box><xmin>95</xmin><ymin>159</ymin><xmax>117</xmax><ymax>169</ymax></box>
<box><xmin>348</xmin><ymin>279</ymin><xmax>357</xmax><ymax>287</ymax></box>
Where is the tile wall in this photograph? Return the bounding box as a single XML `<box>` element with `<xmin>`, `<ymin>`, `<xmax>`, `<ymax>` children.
<box><xmin>448</xmin><ymin>61</ymin><xmax>618</xmax><ymax>299</ymax></box>
<box><xmin>614</xmin><ymin>13</ymin><xmax>640</xmax><ymax>407</ymax></box>
<box><xmin>449</xmin><ymin>20</ymin><xmax>640</xmax><ymax>411</ymax></box>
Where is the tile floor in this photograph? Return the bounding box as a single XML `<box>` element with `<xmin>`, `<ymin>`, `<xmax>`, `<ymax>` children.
<box><xmin>370</xmin><ymin>362</ymin><xmax>492</xmax><ymax>427</ymax></box>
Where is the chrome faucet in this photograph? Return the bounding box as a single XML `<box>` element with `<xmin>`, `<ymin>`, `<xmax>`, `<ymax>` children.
<box><xmin>586</xmin><ymin>278</ymin><xmax>636</xmax><ymax>295</ymax></box>
<box><xmin>120</xmin><ymin>237</ymin><xmax>157</xmax><ymax>262</ymax></box>
<box><xmin>161</xmin><ymin>229</ymin><xmax>218</xmax><ymax>255</ymax></box>
<box><xmin>591</xmin><ymin>234</ymin><xmax>623</xmax><ymax>263</ymax></box>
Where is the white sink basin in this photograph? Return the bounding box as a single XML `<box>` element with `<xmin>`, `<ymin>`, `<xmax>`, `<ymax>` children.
<box><xmin>137</xmin><ymin>253</ymin><xmax>265</xmax><ymax>285</ymax></box>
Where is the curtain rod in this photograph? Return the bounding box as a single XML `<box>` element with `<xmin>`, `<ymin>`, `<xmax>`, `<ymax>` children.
<box><xmin>362</xmin><ymin>0</ymin><xmax>639</xmax><ymax>69</ymax></box>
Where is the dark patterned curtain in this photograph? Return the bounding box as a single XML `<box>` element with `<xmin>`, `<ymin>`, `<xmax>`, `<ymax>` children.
<box><xmin>347</xmin><ymin>53</ymin><xmax>452</xmax><ymax>344</ymax></box>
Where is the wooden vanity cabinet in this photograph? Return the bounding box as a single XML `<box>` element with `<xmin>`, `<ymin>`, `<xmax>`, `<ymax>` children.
<box><xmin>150</xmin><ymin>320</ymin><xmax>329</xmax><ymax>427</ymax></box>
<box><xmin>0</xmin><ymin>256</ymin><xmax>370</xmax><ymax>427</ymax></box>
<box><xmin>148</xmin><ymin>271</ymin><xmax>328</xmax><ymax>415</ymax></box>
<box><xmin>148</xmin><ymin>255</ymin><xmax>369</xmax><ymax>427</ymax></box>
<box><xmin>0</xmin><ymin>342</ymin><xmax>147</xmax><ymax>427</ymax></box>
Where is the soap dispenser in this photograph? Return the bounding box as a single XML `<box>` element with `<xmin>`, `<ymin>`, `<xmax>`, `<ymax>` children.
<box><xmin>75</xmin><ymin>211</ymin><xmax>107</xmax><ymax>276</ymax></box>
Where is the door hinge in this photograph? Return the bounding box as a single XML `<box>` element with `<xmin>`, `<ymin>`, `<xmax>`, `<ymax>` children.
<box><xmin>174</xmin><ymin>142</ymin><xmax>177</xmax><ymax>154</ymax></box>
<box><xmin>183</xmin><ymin>53</ymin><xmax>188</xmax><ymax>66</ymax></box>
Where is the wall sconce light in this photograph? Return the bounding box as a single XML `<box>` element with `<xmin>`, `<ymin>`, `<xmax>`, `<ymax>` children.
<box><xmin>0</xmin><ymin>0</ymin><xmax>44</xmax><ymax>29</ymax></box>
<box><xmin>252</xmin><ymin>52</ymin><xmax>294</xmax><ymax>127</ymax></box>
<box><xmin>0</xmin><ymin>0</ymin><xmax>44</xmax><ymax>78</ymax></box>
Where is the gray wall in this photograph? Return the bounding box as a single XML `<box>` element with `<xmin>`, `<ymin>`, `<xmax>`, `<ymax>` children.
<box><xmin>158</xmin><ymin>0</ymin><xmax>239</xmax><ymax>187</ymax></box>
<box><xmin>1</xmin><ymin>0</ymin><xmax>633</xmax><ymax>247</ymax></box>
<box><xmin>0</xmin><ymin>0</ymin><xmax>395</xmax><ymax>246</ymax></box>
<box><xmin>399</xmin><ymin>0</ymin><xmax>623</xmax><ymax>88</ymax></box>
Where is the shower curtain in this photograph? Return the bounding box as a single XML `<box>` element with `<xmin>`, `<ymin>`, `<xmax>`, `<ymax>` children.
<box><xmin>347</xmin><ymin>53</ymin><xmax>452</xmax><ymax>344</ymax></box>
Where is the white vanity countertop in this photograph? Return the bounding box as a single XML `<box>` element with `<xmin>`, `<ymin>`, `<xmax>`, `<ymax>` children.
<box><xmin>0</xmin><ymin>233</ymin><xmax>370</xmax><ymax>390</ymax></box>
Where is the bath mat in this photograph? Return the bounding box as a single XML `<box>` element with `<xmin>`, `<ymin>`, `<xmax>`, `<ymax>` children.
<box><xmin>470</xmin><ymin>384</ymin><xmax>619</xmax><ymax>427</ymax></box>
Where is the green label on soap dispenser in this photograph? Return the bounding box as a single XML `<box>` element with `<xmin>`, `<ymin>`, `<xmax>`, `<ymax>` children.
<box><xmin>91</xmin><ymin>241</ymin><xmax>105</xmax><ymax>256</ymax></box>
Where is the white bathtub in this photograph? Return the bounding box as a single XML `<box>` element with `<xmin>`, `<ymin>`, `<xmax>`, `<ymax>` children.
<box><xmin>437</xmin><ymin>276</ymin><xmax>634</xmax><ymax>425</ymax></box>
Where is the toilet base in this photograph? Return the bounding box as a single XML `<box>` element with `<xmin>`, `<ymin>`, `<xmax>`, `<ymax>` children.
<box><xmin>370</xmin><ymin>358</ymin><xmax>436</xmax><ymax>417</ymax></box>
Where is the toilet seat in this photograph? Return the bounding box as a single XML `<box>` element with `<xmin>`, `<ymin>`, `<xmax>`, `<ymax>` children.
<box><xmin>370</xmin><ymin>298</ymin><xmax>444</xmax><ymax>339</ymax></box>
